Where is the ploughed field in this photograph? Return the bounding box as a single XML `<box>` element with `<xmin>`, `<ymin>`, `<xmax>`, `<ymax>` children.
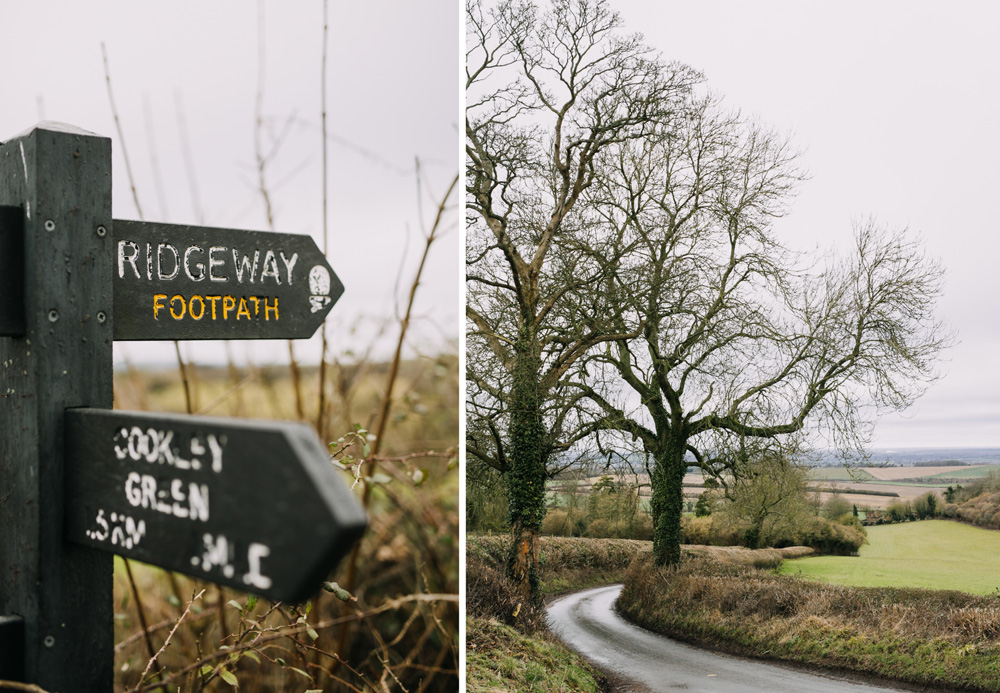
<box><xmin>547</xmin><ymin>464</ymin><xmax>997</xmax><ymax>512</ymax></box>
<box><xmin>779</xmin><ymin>519</ymin><xmax>1000</xmax><ymax>595</ymax></box>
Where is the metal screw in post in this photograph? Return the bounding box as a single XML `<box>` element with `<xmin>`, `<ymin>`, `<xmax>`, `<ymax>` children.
<box><xmin>44</xmin><ymin>220</ymin><xmax>56</xmax><ymax>232</ymax></box>
<box><xmin>44</xmin><ymin>635</ymin><xmax>55</xmax><ymax>648</ymax></box>
<box><xmin>97</xmin><ymin>311</ymin><xmax>107</xmax><ymax>324</ymax></box>
<box><xmin>48</xmin><ymin>309</ymin><xmax>59</xmax><ymax>323</ymax></box>
<box><xmin>96</xmin><ymin>225</ymin><xmax>107</xmax><ymax>238</ymax></box>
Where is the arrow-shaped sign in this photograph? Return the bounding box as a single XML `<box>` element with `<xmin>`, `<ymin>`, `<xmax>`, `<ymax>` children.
<box><xmin>112</xmin><ymin>220</ymin><xmax>344</xmax><ymax>341</ymax></box>
<box><xmin>65</xmin><ymin>409</ymin><xmax>366</xmax><ymax>602</ymax></box>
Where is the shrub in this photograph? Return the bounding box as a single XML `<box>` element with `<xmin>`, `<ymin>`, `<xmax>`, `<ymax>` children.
<box><xmin>791</xmin><ymin>516</ymin><xmax>866</xmax><ymax>555</ymax></box>
<box><xmin>694</xmin><ymin>490</ymin><xmax>716</xmax><ymax>517</ymax></box>
<box><xmin>887</xmin><ymin>499</ymin><xmax>915</xmax><ymax>523</ymax></box>
<box><xmin>542</xmin><ymin>509</ymin><xmax>574</xmax><ymax>537</ymax></box>
<box><xmin>681</xmin><ymin>515</ymin><xmax>713</xmax><ymax>545</ymax></box>
<box><xmin>822</xmin><ymin>493</ymin><xmax>852</xmax><ymax>520</ymax></box>
<box><xmin>913</xmin><ymin>492</ymin><xmax>939</xmax><ymax>519</ymax></box>
<box><xmin>836</xmin><ymin>513</ymin><xmax>865</xmax><ymax>532</ymax></box>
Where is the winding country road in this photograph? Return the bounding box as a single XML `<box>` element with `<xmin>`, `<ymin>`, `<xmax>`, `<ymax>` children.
<box><xmin>546</xmin><ymin>585</ymin><xmax>910</xmax><ymax>693</ymax></box>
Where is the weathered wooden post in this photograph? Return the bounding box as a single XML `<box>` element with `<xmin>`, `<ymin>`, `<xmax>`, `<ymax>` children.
<box><xmin>0</xmin><ymin>122</ymin><xmax>363</xmax><ymax>690</ymax></box>
<box><xmin>0</xmin><ymin>123</ymin><xmax>114</xmax><ymax>689</ymax></box>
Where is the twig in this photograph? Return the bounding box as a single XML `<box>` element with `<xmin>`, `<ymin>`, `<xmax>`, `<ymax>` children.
<box><xmin>196</xmin><ymin>369</ymin><xmax>258</xmax><ymax>416</ymax></box>
<box><xmin>123</xmin><ymin>559</ymin><xmax>163</xmax><ymax>686</ymax></box>
<box><xmin>132</xmin><ymin>594</ymin><xmax>458</xmax><ymax>692</ymax></box>
<box><xmin>317</xmin><ymin>0</ymin><xmax>331</xmax><ymax>439</ymax></box>
<box><xmin>114</xmin><ymin>602</ymin><xmax>222</xmax><ymax>654</ymax></box>
<box><xmin>371</xmin><ymin>450</ymin><xmax>456</xmax><ymax>463</ymax></box>
<box><xmin>253</xmin><ymin>0</ymin><xmax>307</xmax><ymax>424</ymax></box>
<box><xmin>101</xmin><ymin>42</ymin><xmax>143</xmax><ymax>219</ymax></box>
<box><xmin>173</xmin><ymin>341</ymin><xmax>194</xmax><ymax>414</ymax></box>
<box><xmin>174</xmin><ymin>90</ymin><xmax>204</xmax><ymax>224</ymax></box>
<box><xmin>142</xmin><ymin>94</ymin><xmax>169</xmax><ymax>222</ymax></box>
<box><xmin>335</xmin><ymin>168</ymin><xmax>458</xmax><ymax>664</ymax></box>
<box><xmin>0</xmin><ymin>682</ymin><xmax>52</xmax><ymax>693</ymax></box>
<box><xmin>129</xmin><ymin>589</ymin><xmax>206</xmax><ymax>693</ymax></box>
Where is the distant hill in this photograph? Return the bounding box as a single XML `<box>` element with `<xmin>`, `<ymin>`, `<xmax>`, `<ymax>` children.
<box><xmin>812</xmin><ymin>448</ymin><xmax>1000</xmax><ymax>467</ymax></box>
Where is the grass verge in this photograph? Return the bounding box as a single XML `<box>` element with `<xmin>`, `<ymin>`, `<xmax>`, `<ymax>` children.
<box><xmin>466</xmin><ymin>617</ymin><xmax>603</xmax><ymax>692</ymax></box>
<box><xmin>466</xmin><ymin>535</ymin><xmax>650</xmax><ymax>692</ymax></box>
<box><xmin>619</xmin><ymin>550</ymin><xmax>1000</xmax><ymax>691</ymax></box>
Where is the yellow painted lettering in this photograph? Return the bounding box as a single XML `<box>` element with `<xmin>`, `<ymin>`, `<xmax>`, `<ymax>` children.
<box><xmin>222</xmin><ymin>295</ymin><xmax>236</xmax><ymax>320</ymax></box>
<box><xmin>169</xmin><ymin>295</ymin><xmax>186</xmax><ymax>320</ymax></box>
<box><xmin>189</xmin><ymin>295</ymin><xmax>205</xmax><ymax>320</ymax></box>
<box><xmin>206</xmin><ymin>295</ymin><xmax>222</xmax><ymax>320</ymax></box>
<box><xmin>250</xmin><ymin>296</ymin><xmax>260</xmax><ymax>316</ymax></box>
<box><xmin>236</xmin><ymin>297</ymin><xmax>251</xmax><ymax>320</ymax></box>
<box><xmin>153</xmin><ymin>294</ymin><xmax>167</xmax><ymax>320</ymax></box>
<box><xmin>264</xmin><ymin>297</ymin><xmax>279</xmax><ymax>321</ymax></box>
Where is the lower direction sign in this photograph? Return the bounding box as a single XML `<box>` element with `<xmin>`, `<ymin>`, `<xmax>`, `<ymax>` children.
<box><xmin>64</xmin><ymin>409</ymin><xmax>367</xmax><ymax>603</ymax></box>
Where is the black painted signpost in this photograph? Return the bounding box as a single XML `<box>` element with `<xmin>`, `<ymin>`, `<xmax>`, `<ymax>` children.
<box><xmin>0</xmin><ymin>123</ymin><xmax>365</xmax><ymax>691</ymax></box>
<box><xmin>65</xmin><ymin>409</ymin><xmax>366</xmax><ymax>603</ymax></box>
<box><xmin>113</xmin><ymin>220</ymin><xmax>344</xmax><ymax>341</ymax></box>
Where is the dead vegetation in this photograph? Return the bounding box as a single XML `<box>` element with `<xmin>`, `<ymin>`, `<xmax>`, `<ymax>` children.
<box><xmin>618</xmin><ymin>552</ymin><xmax>1000</xmax><ymax>691</ymax></box>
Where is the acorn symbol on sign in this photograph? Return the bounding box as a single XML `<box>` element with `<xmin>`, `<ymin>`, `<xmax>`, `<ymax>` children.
<box><xmin>309</xmin><ymin>265</ymin><xmax>332</xmax><ymax>313</ymax></box>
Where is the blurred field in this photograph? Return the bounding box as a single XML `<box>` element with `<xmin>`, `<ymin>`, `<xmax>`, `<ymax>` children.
<box><xmin>808</xmin><ymin>467</ymin><xmax>877</xmax><ymax>482</ymax></box>
<box><xmin>110</xmin><ymin>356</ymin><xmax>458</xmax><ymax>692</ymax></box>
<box><xmin>864</xmin><ymin>465</ymin><xmax>993</xmax><ymax>481</ymax></box>
<box><xmin>779</xmin><ymin>519</ymin><xmax>1000</xmax><ymax>594</ymax></box>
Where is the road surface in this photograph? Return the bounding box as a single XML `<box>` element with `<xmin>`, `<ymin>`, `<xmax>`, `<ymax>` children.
<box><xmin>547</xmin><ymin>585</ymin><xmax>910</xmax><ymax>693</ymax></box>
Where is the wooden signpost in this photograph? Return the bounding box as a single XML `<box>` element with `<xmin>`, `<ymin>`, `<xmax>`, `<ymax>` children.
<box><xmin>113</xmin><ymin>220</ymin><xmax>343</xmax><ymax>341</ymax></box>
<box><xmin>0</xmin><ymin>122</ymin><xmax>365</xmax><ymax>690</ymax></box>
<box><xmin>65</xmin><ymin>409</ymin><xmax>366</xmax><ymax>603</ymax></box>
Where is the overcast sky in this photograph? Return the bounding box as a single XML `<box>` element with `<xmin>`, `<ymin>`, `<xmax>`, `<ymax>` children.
<box><xmin>610</xmin><ymin>0</ymin><xmax>998</xmax><ymax>449</ymax></box>
<box><xmin>0</xmin><ymin>1</ymin><xmax>459</xmax><ymax>368</ymax></box>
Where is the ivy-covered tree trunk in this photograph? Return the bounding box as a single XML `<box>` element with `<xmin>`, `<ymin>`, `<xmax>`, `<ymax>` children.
<box><xmin>650</xmin><ymin>434</ymin><xmax>688</xmax><ymax>566</ymax></box>
<box><xmin>505</xmin><ymin>327</ymin><xmax>547</xmax><ymax>604</ymax></box>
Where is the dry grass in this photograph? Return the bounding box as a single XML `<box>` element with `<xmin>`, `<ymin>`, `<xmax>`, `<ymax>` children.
<box><xmin>110</xmin><ymin>362</ymin><xmax>458</xmax><ymax>692</ymax></box>
<box><xmin>619</xmin><ymin>552</ymin><xmax>1000</xmax><ymax>691</ymax></box>
<box><xmin>469</xmin><ymin>534</ymin><xmax>651</xmax><ymax>605</ymax></box>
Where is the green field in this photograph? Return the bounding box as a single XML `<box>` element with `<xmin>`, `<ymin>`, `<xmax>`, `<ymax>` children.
<box><xmin>779</xmin><ymin>520</ymin><xmax>1000</xmax><ymax>595</ymax></box>
<box><xmin>928</xmin><ymin>466</ymin><xmax>996</xmax><ymax>480</ymax></box>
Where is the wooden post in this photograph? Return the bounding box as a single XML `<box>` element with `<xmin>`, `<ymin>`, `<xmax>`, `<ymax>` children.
<box><xmin>0</xmin><ymin>123</ymin><xmax>113</xmax><ymax>689</ymax></box>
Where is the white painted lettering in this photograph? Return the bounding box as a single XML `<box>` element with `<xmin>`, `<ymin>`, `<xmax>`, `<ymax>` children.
<box><xmin>207</xmin><ymin>434</ymin><xmax>225</xmax><ymax>473</ymax></box>
<box><xmin>144</xmin><ymin>428</ymin><xmax>160</xmax><ymax>463</ymax></box>
<box><xmin>184</xmin><ymin>246</ymin><xmax>206</xmax><ymax>281</ymax></box>
<box><xmin>170</xmin><ymin>479</ymin><xmax>189</xmax><ymax>518</ymax></box>
<box><xmin>244</xmin><ymin>543</ymin><xmax>273</xmax><ymax>590</ymax></box>
<box><xmin>92</xmin><ymin>509</ymin><xmax>109</xmax><ymax>541</ymax></box>
<box><xmin>157</xmin><ymin>243</ymin><xmax>180</xmax><ymax>280</ymax></box>
<box><xmin>125</xmin><ymin>472</ymin><xmax>143</xmax><ymax>506</ymax></box>
<box><xmin>280</xmin><ymin>251</ymin><xmax>298</xmax><ymax>285</ymax></box>
<box><xmin>141</xmin><ymin>474</ymin><xmax>157</xmax><ymax>509</ymax></box>
<box><xmin>209</xmin><ymin>246</ymin><xmax>228</xmax><ymax>282</ymax></box>
<box><xmin>155</xmin><ymin>430</ymin><xmax>175</xmax><ymax>465</ymax></box>
<box><xmin>124</xmin><ymin>516</ymin><xmax>146</xmax><ymax>549</ymax></box>
<box><xmin>189</xmin><ymin>483</ymin><xmax>210</xmax><ymax>521</ymax></box>
<box><xmin>233</xmin><ymin>249</ymin><xmax>260</xmax><ymax>283</ymax></box>
<box><xmin>261</xmin><ymin>250</ymin><xmax>281</xmax><ymax>284</ymax></box>
<box><xmin>128</xmin><ymin>427</ymin><xmax>150</xmax><ymax>461</ymax></box>
<box><xmin>118</xmin><ymin>241</ymin><xmax>141</xmax><ymax>279</ymax></box>
<box><xmin>114</xmin><ymin>427</ymin><xmax>129</xmax><ymax>459</ymax></box>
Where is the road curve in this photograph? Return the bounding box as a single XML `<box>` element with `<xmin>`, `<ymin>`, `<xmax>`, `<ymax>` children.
<box><xmin>547</xmin><ymin>585</ymin><xmax>908</xmax><ymax>693</ymax></box>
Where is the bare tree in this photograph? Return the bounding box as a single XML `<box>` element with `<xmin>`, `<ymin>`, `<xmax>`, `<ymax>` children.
<box><xmin>466</xmin><ymin>0</ymin><xmax>700</xmax><ymax>601</ymax></box>
<box><xmin>573</xmin><ymin>94</ymin><xmax>952</xmax><ymax>565</ymax></box>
